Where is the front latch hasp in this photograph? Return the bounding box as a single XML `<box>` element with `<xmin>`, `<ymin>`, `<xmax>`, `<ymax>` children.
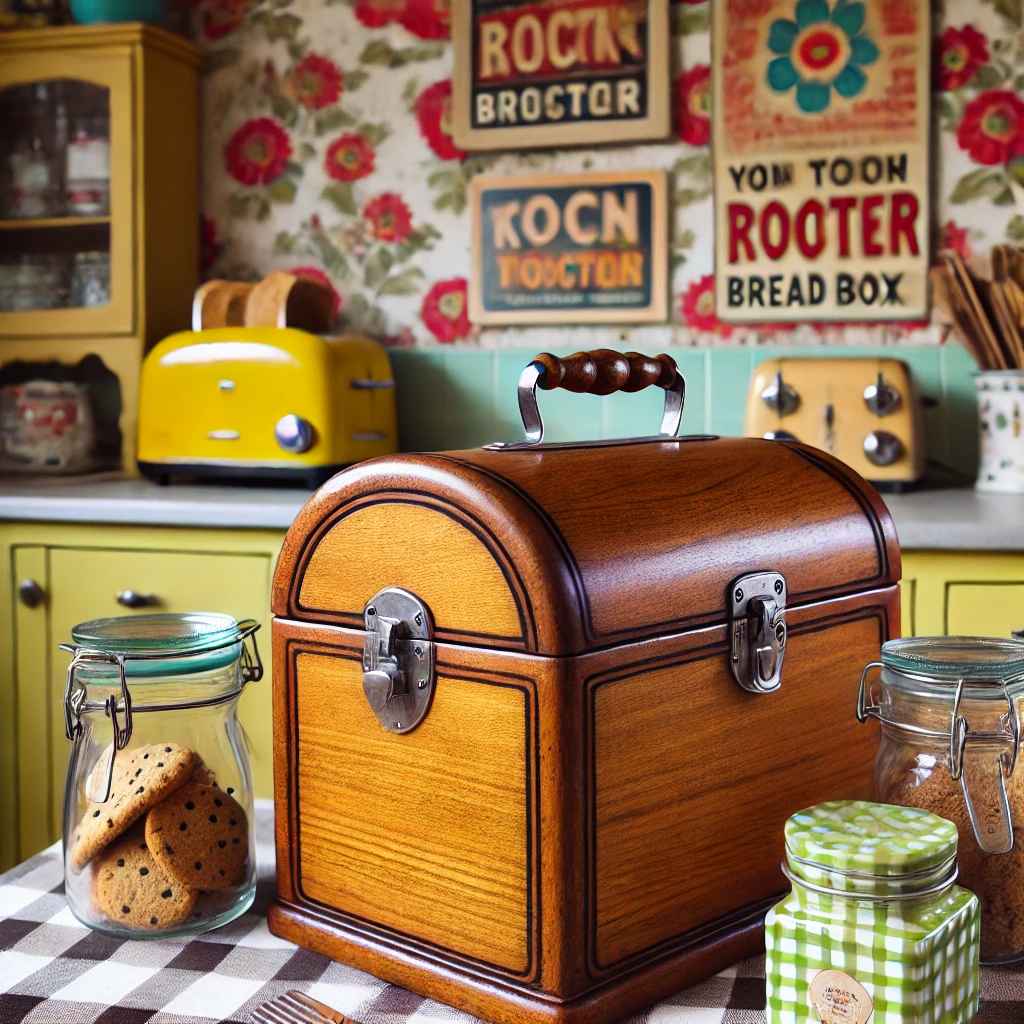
<box><xmin>729</xmin><ymin>571</ymin><xmax>787</xmax><ymax>694</ymax></box>
<box><xmin>362</xmin><ymin>587</ymin><xmax>435</xmax><ymax>734</ymax></box>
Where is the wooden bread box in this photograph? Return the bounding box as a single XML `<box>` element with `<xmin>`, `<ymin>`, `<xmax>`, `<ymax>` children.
<box><xmin>268</xmin><ymin>349</ymin><xmax>898</xmax><ymax>1024</ymax></box>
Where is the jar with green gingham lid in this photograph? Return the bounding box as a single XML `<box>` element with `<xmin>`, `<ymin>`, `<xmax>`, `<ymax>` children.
<box><xmin>765</xmin><ymin>800</ymin><xmax>980</xmax><ymax>1024</ymax></box>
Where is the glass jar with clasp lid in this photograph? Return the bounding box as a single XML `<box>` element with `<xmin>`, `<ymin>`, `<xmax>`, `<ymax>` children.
<box><xmin>857</xmin><ymin>636</ymin><xmax>1024</xmax><ymax>963</ymax></box>
<box><xmin>60</xmin><ymin>613</ymin><xmax>262</xmax><ymax>938</ymax></box>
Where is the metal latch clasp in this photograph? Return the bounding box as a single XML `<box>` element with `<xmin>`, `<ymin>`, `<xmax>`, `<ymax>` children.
<box><xmin>362</xmin><ymin>587</ymin><xmax>435</xmax><ymax>734</ymax></box>
<box><xmin>729</xmin><ymin>571</ymin><xmax>787</xmax><ymax>694</ymax></box>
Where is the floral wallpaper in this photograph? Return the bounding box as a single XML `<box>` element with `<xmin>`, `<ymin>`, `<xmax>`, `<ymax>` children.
<box><xmin>194</xmin><ymin>0</ymin><xmax>1024</xmax><ymax>347</ymax></box>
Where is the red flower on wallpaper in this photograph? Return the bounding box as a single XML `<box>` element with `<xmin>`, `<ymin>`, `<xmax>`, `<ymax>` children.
<box><xmin>400</xmin><ymin>0</ymin><xmax>451</xmax><ymax>38</ymax></box>
<box><xmin>287</xmin><ymin>54</ymin><xmax>343</xmax><ymax>110</ymax></box>
<box><xmin>675</xmin><ymin>65</ymin><xmax>711</xmax><ymax>147</ymax></box>
<box><xmin>354</xmin><ymin>0</ymin><xmax>403</xmax><ymax>27</ymax></box>
<box><xmin>726</xmin><ymin>0</ymin><xmax>773</xmax><ymax>15</ymax></box>
<box><xmin>680</xmin><ymin>275</ymin><xmax>732</xmax><ymax>336</ymax></box>
<box><xmin>202</xmin><ymin>0</ymin><xmax>248</xmax><ymax>40</ymax></box>
<box><xmin>363</xmin><ymin>193</ymin><xmax>414</xmax><ymax>243</ymax></box>
<box><xmin>225</xmin><ymin>117</ymin><xmax>292</xmax><ymax>186</ymax></box>
<box><xmin>415</xmin><ymin>80</ymin><xmax>465</xmax><ymax>161</ymax></box>
<box><xmin>957</xmin><ymin>89</ymin><xmax>1024</xmax><ymax>166</ymax></box>
<box><xmin>936</xmin><ymin>25</ymin><xmax>989</xmax><ymax>91</ymax></box>
<box><xmin>940</xmin><ymin>221</ymin><xmax>972</xmax><ymax>261</ymax></box>
<box><xmin>324</xmin><ymin>134</ymin><xmax>376</xmax><ymax>182</ymax></box>
<box><xmin>421</xmin><ymin>278</ymin><xmax>470</xmax><ymax>343</ymax></box>
<box><xmin>289</xmin><ymin>265</ymin><xmax>343</xmax><ymax>317</ymax></box>
<box><xmin>201</xmin><ymin>215</ymin><xmax>222</xmax><ymax>273</ymax></box>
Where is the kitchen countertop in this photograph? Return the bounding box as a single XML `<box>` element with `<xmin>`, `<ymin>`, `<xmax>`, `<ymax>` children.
<box><xmin>0</xmin><ymin>476</ymin><xmax>310</xmax><ymax>530</ymax></box>
<box><xmin>2</xmin><ymin>803</ymin><xmax>1021</xmax><ymax>1022</ymax></box>
<box><xmin>0</xmin><ymin>476</ymin><xmax>1021</xmax><ymax>550</ymax></box>
<box><xmin>882</xmin><ymin>487</ymin><xmax>1024</xmax><ymax>551</ymax></box>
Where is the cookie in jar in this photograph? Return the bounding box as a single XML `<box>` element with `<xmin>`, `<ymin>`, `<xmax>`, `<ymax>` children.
<box><xmin>61</xmin><ymin>614</ymin><xmax>261</xmax><ymax>937</ymax></box>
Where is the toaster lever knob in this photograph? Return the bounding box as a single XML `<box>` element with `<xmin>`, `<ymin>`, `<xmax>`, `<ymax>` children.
<box><xmin>760</xmin><ymin>371</ymin><xmax>800</xmax><ymax>417</ymax></box>
<box><xmin>863</xmin><ymin>373</ymin><xmax>901</xmax><ymax>416</ymax></box>
<box><xmin>275</xmin><ymin>414</ymin><xmax>314</xmax><ymax>454</ymax></box>
<box><xmin>863</xmin><ymin>430</ymin><xmax>904</xmax><ymax>467</ymax></box>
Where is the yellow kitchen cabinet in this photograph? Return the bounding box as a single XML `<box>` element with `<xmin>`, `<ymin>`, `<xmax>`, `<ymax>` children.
<box><xmin>0</xmin><ymin>24</ymin><xmax>199</xmax><ymax>472</ymax></box>
<box><xmin>901</xmin><ymin>551</ymin><xmax>1024</xmax><ymax>638</ymax></box>
<box><xmin>0</xmin><ymin>522</ymin><xmax>283</xmax><ymax>868</ymax></box>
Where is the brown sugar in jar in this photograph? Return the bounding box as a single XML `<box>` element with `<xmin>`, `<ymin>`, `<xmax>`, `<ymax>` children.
<box><xmin>858</xmin><ymin>636</ymin><xmax>1024</xmax><ymax>964</ymax></box>
<box><xmin>890</xmin><ymin>763</ymin><xmax>1024</xmax><ymax>960</ymax></box>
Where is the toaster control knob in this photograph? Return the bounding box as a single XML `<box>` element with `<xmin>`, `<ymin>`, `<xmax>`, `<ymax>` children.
<box><xmin>863</xmin><ymin>373</ymin><xmax>902</xmax><ymax>416</ymax></box>
<box><xmin>275</xmin><ymin>414</ymin><xmax>314</xmax><ymax>454</ymax></box>
<box><xmin>760</xmin><ymin>371</ymin><xmax>800</xmax><ymax>416</ymax></box>
<box><xmin>863</xmin><ymin>430</ymin><xmax>904</xmax><ymax>467</ymax></box>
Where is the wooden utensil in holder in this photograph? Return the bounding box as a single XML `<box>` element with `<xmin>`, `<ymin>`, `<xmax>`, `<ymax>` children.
<box><xmin>939</xmin><ymin>246</ymin><xmax>1024</xmax><ymax>371</ymax></box>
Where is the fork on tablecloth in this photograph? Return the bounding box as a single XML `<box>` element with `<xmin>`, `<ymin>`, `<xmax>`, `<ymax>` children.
<box><xmin>250</xmin><ymin>989</ymin><xmax>351</xmax><ymax>1024</ymax></box>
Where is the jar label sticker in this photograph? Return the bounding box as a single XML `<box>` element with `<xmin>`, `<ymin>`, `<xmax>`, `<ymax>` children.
<box><xmin>809</xmin><ymin>970</ymin><xmax>873</xmax><ymax>1024</ymax></box>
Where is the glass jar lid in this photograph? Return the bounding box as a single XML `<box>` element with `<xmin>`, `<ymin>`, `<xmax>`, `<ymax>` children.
<box><xmin>784</xmin><ymin>800</ymin><xmax>958</xmax><ymax>881</ymax></box>
<box><xmin>882</xmin><ymin>636</ymin><xmax>1024</xmax><ymax>694</ymax></box>
<box><xmin>69</xmin><ymin>613</ymin><xmax>245</xmax><ymax>677</ymax></box>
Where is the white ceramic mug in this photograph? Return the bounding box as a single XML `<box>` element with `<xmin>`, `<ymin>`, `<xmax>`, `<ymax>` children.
<box><xmin>976</xmin><ymin>371</ymin><xmax>1024</xmax><ymax>493</ymax></box>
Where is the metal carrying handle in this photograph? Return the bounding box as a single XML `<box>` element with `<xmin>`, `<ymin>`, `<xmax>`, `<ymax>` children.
<box><xmin>61</xmin><ymin>620</ymin><xmax>262</xmax><ymax>804</ymax></box>
<box><xmin>515</xmin><ymin>349</ymin><xmax>685</xmax><ymax>446</ymax></box>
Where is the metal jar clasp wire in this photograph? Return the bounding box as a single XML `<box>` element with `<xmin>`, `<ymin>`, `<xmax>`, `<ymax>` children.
<box><xmin>855</xmin><ymin>661</ymin><xmax>884</xmax><ymax>723</ymax></box>
<box><xmin>856</xmin><ymin>661</ymin><xmax>1022</xmax><ymax>853</ymax></box>
<box><xmin>950</xmin><ymin>676</ymin><xmax>1021</xmax><ymax>855</ymax></box>
<box><xmin>237</xmin><ymin>618</ymin><xmax>263</xmax><ymax>684</ymax></box>
<box><xmin>61</xmin><ymin>620</ymin><xmax>263</xmax><ymax>805</ymax></box>
<box><xmin>63</xmin><ymin>650</ymin><xmax>132</xmax><ymax>804</ymax></box>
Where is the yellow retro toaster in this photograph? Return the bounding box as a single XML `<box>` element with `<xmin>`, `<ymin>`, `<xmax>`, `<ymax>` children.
<box><xmin>744</xmin><ymin>356</ymin><xmax>926</xmax><ymax>489</ymax></box>
<box><xmin>138</xmin><ymin>327</ymin><xmax>397</xmax><ymax>486</ymax></box>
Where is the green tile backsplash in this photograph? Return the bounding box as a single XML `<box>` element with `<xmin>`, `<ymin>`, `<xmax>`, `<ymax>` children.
<box><xmin>389</xmin><ymin>344</ymin><xmax>980</xmax><ymax>481</ymax></box>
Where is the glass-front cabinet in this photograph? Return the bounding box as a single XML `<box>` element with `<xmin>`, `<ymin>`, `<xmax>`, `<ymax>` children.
<box><xmin>0</xmin><ymin>53</ymin><xmax>134</xmax><ymax>337</ymax></box>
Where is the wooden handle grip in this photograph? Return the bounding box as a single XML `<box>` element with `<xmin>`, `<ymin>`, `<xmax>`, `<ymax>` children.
<box><xmin>533</xmin><ymin>349</ymin><xmax>678</xmax><ymax>396</ymax></box>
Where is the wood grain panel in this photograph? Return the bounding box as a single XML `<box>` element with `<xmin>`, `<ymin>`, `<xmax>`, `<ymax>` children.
<box><xmin>296</xmin><ymin>651</ymin><xmax>531</xmax><ymax>972</ymax></box>
<box><xmin>591</xmin><ymin>615</ymin><xmax>881</xmax><ymax>968</ymax></box>
<box><xmin>297</xmin><ymin>502</ymin><xmax>523</xmax><ymax>641</ymax></box>
<box><xmin>446</xmin><ymin>438</ymin><xmax>897</xmax><ymax>643</ymax></box>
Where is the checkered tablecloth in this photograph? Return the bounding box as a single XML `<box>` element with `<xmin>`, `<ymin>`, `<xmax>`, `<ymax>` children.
<box><xmin>1</xmin><ymin>802</ymin><xmax>1023</xmax><ymax>1024</ymax></box>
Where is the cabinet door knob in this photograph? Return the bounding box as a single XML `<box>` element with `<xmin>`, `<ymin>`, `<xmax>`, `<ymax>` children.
<box><xmin>116</xmin><ymin>590</ymin><xmax>161</xmax><ymax>609</ymax></box>
<box><xmin>18</xmin><ymin>579</ymin><xmax>46</xmax><ymax>609</ymax></box>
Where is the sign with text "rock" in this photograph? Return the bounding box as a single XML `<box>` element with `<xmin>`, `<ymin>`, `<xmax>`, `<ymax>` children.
<box><xmin>469</xmin><ymin>170</ymin><xmax>668</xmax><ymax>324</ymax></box>
<box><xmin>453</xmin><ymin>0</ymin><xmax>670</xmax><ymax>150</ymax></box>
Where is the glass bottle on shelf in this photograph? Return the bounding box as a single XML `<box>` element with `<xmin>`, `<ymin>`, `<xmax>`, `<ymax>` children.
<box><xmin>66</xmin><ymin>116</ymin><xmax>110</xmax><ymax>217</ymax></box>
<box><xmin>70</xmin><ymin>251</ymin><xmax>110</xmax><ymax>308</ymax></box>
<box><xmin>0</xmin><ymin>254</ymin><xmax>68</xmax><ymax>312</ymax></box>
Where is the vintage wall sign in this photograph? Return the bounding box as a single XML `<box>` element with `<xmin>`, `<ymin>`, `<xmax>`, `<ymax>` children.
<box><xmin>453</xmin><ymin>0</ymin><xmax>670</xmax><ymax>150</ymax></box>
<box><xmin>712</xmin><ymin>0</ymin><xmax>930</xmax><ymax>322</ymax></box>
<box><xmin>469</xmin><ymin>170</ymin><xmax>667</xmax><ymax>324</ymax></box>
